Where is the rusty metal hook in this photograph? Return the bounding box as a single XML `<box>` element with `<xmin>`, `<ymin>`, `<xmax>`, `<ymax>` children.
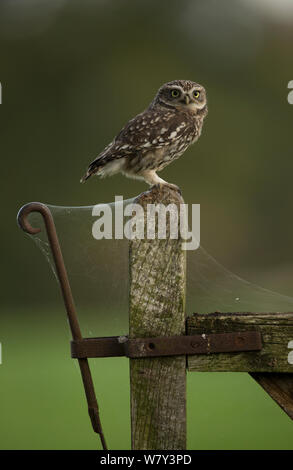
<box><xmin>17</xmin><ymin>202</ymin><xmax>107</xmax><ymax>450</ymax></box>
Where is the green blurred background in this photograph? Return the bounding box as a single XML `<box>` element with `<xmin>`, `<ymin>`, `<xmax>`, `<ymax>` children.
<box><xmin>1</xmin><ymin>0</ymin><xmax>293</xmax><ymax>449</ymax></box>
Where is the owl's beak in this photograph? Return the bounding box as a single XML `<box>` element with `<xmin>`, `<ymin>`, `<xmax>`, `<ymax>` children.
<box><xmin>184</xmin><ymin>95</ymin><xmax>190</xmax><ymax>105</ymax></box>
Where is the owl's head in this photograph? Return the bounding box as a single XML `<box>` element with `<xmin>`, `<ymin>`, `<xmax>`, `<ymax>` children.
<box><xmin>153</xmin><ymin>80</ymin><xmax>207</xmax><ymax>114</ymax></box>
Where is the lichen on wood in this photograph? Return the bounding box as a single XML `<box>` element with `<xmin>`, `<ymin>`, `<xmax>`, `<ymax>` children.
<box><xmin>129</xmin><ymin>185</ymin><xmax>186</xmax><ymax>450</ymax></box>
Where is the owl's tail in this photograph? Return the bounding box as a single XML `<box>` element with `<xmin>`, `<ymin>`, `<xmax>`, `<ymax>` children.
<box><xmin>80</xmin><ymin>173</ymin><xmax>91</xmax><ymax>183</ymax></box>
<box><xmin>80</xmin><ymin>160</ymin><xmax>102</xmax><ymax>183</ymax></box>
<box><xmin>81</xmin><ymin>151</ymin><xmax>124</xmax><ymax>183</ymax></box>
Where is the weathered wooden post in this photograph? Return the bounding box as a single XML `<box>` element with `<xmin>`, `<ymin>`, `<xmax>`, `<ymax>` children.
<box><xmin>129</xmin><ymin>185</ymin><xmax>186</xmax><ymax>450</ymax></box>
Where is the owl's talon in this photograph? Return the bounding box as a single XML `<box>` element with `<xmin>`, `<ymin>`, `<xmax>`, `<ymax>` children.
<box><xmin>168</xmin><ymin>184</ymin><xmax>182</xmax><ymax>195</ymax></box>
<box><xmin>164</xmin><ymin>183</ymin><xmax>182</xmax><ymax>195</ymax></box>
<box><xmin>150</xmin><ymin>183</ymin><xmax>164</xmax><ymax>192</ymax></box>
<box><xmin>150</xmin><ymin>183</ymin><xmax>182</xmax><ymax>196</ymax></box>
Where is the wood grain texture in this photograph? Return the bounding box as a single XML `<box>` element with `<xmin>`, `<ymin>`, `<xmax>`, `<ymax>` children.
<box><xmin>129</xmin><ymin>185</ymin><xmax>186</xmax><ymax>450</ymax></box>
<box><xmin>250</xmin><ymin>372</ymin><xmax>293</xmax><ymax>419</ymax></box>
<box><xmin>187</xmin><ymin>312</ymin><xmax>293</xmax><ymax>373</ymax></box>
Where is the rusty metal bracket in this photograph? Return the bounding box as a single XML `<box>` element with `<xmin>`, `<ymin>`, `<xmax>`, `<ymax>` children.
<box><xmin>71</xmin><ymin>331</ymin><xmax>262</xmax><ymax>359</ymax></box>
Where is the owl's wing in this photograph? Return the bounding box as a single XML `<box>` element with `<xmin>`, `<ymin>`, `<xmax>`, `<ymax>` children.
<box><xmin>81</xmin><ymin>109</ymin><xmax>191</xmax><ymax>182</ymax></box>
<box><xmin>115</xmin><ymin>108</ymin><xmax>192</xmax><ymax>151</ymax></box>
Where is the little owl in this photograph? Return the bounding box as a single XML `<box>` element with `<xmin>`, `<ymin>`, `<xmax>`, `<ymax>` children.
<box><xmin>81</xmin><ymin>80</ymin><xmax>208</xmax><ymax>190</ymax></box>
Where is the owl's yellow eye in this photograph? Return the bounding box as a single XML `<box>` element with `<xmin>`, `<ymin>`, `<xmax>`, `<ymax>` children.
<box><xmin>171</xmin><ymin>89</ymin><xmax>180</xmax><ymax>98</ymax></box>
<box><xmin>193</xmin><ymin>90</ymin><xmax>200</xmax><ymax>99</ymax></box>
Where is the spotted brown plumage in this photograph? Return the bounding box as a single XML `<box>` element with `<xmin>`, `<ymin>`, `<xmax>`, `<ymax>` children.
<box><xmin>81</xmin><ymin>80</ymin><xmax>208</xmax><ymax>189</ymax></box>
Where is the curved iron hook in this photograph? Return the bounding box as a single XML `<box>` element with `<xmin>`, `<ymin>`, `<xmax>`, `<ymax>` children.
<box><xmin>17</xmin><ymin>202</ymin><xmax>107</xmax><ymax>450</ymax></box>
<box><xmin>17</xmin><ymin>202</ymin><xmax>82</xmax><ymax>339</ymax></box>
<box><xmin>17</xmin><ymin>202</ymin><xmax>46</xmax><ymax>235</ymax></box>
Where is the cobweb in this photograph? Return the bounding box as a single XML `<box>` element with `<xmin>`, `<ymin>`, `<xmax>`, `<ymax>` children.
<box><xmin>24</xmin><ymin>197</ymin><xmax>293</xmax><ymax>338</ymax></box>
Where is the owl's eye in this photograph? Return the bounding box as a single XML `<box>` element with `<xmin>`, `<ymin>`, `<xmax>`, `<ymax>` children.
<box><xmin>193</xmin><ymin>90</ymin><xmax>200</xmax><ymax>99</ymax></box>
<box><xmin>170</xmin><ymin>89</ymin><xmax>180</xmax><ymax>98</ymax></box>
